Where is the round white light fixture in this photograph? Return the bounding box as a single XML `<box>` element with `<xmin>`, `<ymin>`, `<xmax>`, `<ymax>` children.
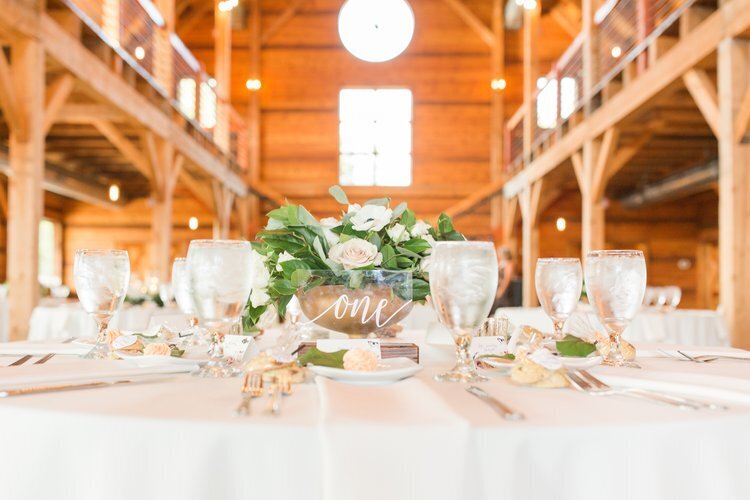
<box><xmin>338</xmin><ymin>0</ymin><xmax>415</xmax><ymax>63</ymax></box>
<box><xmin>555</xmin><ymin>217</ymin><xmax>567</xmax><ymax>232</ymax></box>
<box><xmin>108</xmin><ymin>184</ymin><xmax>120</xmax><ymax>202</ymax></box>
<box><xmin>188</xmin><ymin>217</ymin><xmax>199</xmax><ymax>230</ymax></box>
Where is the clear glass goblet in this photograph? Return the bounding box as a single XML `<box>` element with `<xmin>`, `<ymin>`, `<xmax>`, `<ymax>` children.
<box><xmin>585</xmin><ymin>250</ymin><xmax>647</xmax><ymax>367</ymax></box>
<box><xmin>429</xmin><ymin>241</ymin><xmax>498</xmax><ymax>383</ymax></box>
<box><xmin>74</xmin><ymin>249</ymin><xmax>130</xmax><ymax>359</ymax></box>
<box><xmin>187</xmin><ymin>240</ymin><xmax>254</xmax><ymax>378</ymax></box>
<box><xmin>535</xmin><ymin>258</ymin><xmax>582</xmax><ymax>340</ymax></box>
<box><xmin>172</xmin><ymin>257</ymin><xmax>205</xmax><ymax>345</ymax></box>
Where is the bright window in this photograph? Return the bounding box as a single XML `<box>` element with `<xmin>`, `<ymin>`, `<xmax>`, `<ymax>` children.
<box><xmin>38</xmin><ymin>219</ymin><xmax>61</xmax><ymax>288</ymax></box>
<box><xmin>339</xmin><ymin>88</ymin><xmax>412</xmax><ymax>186</ymax></box>
<box><xmin>177</xmin><ymin>78</ymin><xmax>197</xmax><ymax>120</ymax></box>
<box><xmin>199</xmin><ymin>81</ymin><xmax>217</xmax><ymax>129</ymax></box>
<box><xmin>536</xmin><ymin>77</ymin><xmax>577</xmax><ymax>130</ymax></box>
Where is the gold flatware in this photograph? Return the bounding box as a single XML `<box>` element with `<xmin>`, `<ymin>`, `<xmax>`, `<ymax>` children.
<box><xmin>266</xmin><ymin>379</ymin><xmax>282</xmax><ymax>416</ymax></box>
<box><xmin>8</xmin><ymin>355</ymin><xmax>32</xmax><ymax>367</ymax></box>
<box><xmin>35</xmin><ymin>353</ymin><xmax>55</xmax><ymax>365</ymax></box>
<box><xmin>466</xmin><ymin>386</ymin><xmax>525</xmax><ymax>421</ymax></box>
<box><xmin>235</xmin><ymin>371</ymin><xmax>263</xmax><ymax>416</ymax></box>
<box><xmin>0</xmin><ymin>379</ymin><xmax>131</xmax><ymax>397</ymax></box>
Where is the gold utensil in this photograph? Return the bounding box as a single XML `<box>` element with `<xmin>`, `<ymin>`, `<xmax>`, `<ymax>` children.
<box><xmin>266</xmin><ymin>378</ymin><xmax>282</xmax><ymax>416</ymax></box>
<box><xmin>35</xmin><ymin>353</ymin><xmax>55</xmax><ymax>365</ymax></box>
<box><xmin>235</xmin><ymin>371</ymin><xmax>263</xmax><ymax>416</ymax></box>
<box><xmin>0</xmin><ymin>379</ymin><xmax>131</xmax><ymax>397</ymax></box>
<box><xmin>7</xmin><ymin>355</ymin><xmax>32</xmax><ymax>367</ymax></box>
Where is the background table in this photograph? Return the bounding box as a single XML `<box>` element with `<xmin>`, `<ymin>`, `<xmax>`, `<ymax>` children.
<box><xmin>495</xmin><ymin>306</ymin><xmax>729</xmax><ymax>346</ymax></box>
<box><xmin>0</xmin><ymin>330</ymin><xmax>749</xmax><ymax>500</ymax></box>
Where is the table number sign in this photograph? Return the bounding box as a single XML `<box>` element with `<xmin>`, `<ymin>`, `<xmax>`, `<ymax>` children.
<box><xmin>223</xmin><ymin>335</ymin><xmax>254</xmax><ymax>362</ymax></box>
<box><xmin>469</xmin><ymin>336</ymin><xmax>509</xmax><ymax>358</ymax></box>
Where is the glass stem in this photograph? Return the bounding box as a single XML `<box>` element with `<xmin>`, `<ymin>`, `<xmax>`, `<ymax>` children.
<box><xmin>455</xmin><ymin>333</ymin><xmax>472</xmax><ymax>370</ymax></box>
<box><xmin>96</xmin><ymin>318</ymin><xmax>110</xmax><ymax>345</ymax></box>
<box><xmin>608</xmin><ymin>332</ymin><xmax>624</xmax><ymax>363</ymax></box>
<box><xmin>553</xmin><ymin>321</ymin><xmax>565</xmax><ymax>340</ymax></box>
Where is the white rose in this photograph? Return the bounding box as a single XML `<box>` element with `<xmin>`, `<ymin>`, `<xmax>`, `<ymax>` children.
<box><xmin>275</xmin><ymin>251</ymin><xmax>295</xmax><ymax>272</ymax></box>
<box><xmin>143</xmin><ymin>343</ymin><xmax>172</xmax><ymax>356</ymax></box>
<box><xmin>319</xmin><ymin>217</ymin><xmax>341</xmax><ymax>246</ymax></box>
<box><xmin>387</xmin><ymin>223</ymin><xmax>409</xmax><ymax>243</ymax></box>
<box><xmin>249</xmin><ymin>250</ymin><xmax>271</xmax><ymax>307</ymax></box>
<box><xmin>347</xmin><ymin>203</ymin><xmax>361</xmax><ymax>215</ymax></box>
<box><xmin>329</xmin><ymin>238</ymin><xmax>383</xmax><ymax>270</ymax></box>
<box><xmin>410</xmin><ymin>220</ymin><xmax>431</xmax><ymax>237</ymax></box>
<box><xmin>350</xmin><ymin>205</ymin><xmax>393</xmax><ymax>232</ymax></box>
<box><xmin>250</xmin><ymin>288</ymin><xmax>271</xmax><ymax>308</ymax></box>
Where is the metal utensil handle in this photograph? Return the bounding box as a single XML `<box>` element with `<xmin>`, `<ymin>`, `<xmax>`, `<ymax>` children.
<box><xmin>467</xmin><ymin>386</ymin><xmax>525</xmax><ymax>421</ymax></box>
<box><xmin>0</xmin><ymin>379</ymin><xmax>132</xmax><ymax>397</ymax></box>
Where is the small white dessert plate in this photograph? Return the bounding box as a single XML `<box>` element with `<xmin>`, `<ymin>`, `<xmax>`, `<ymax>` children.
<box><xmin>308</xmin><ymin>357</ymin><xmax>421</xmax><ymax>385</ymax></box>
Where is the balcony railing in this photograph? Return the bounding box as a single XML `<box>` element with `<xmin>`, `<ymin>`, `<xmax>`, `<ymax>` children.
<box><xmin>62</xmin><ymin>0</ymin><xmax>249</xmax><ymax>171</ymax></box>
<box><xmin>506</xmin><ymin>0</ymin><xmax>697</xmax><ymax>173</ymax></box>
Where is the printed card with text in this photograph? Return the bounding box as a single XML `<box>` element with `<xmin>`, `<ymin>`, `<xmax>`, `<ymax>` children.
<box><xmin>316</xmin><ymin>338</ymin><xmax>382</xmax><ymax>358</ymax></box>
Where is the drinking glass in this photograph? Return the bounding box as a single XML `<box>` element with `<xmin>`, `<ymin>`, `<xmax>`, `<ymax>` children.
<box><xmin>585</xmin><ymin>250</ymin><xmax>647</xmax><ymax>367</ymax></box>
<box><xmin>429</xmin><ymin>241</ymin><xmax>498</xmax><ymax>383</ymax></box>
<box><xmin>172</xmin><ymin>257</ymin><xmax>205</xmax><ymax>345</ymax></box>
<box><xmin>535</xmin><ymin>258</ymin><xmax>582</xmax><ymax>340</ymax></box>
<box><xmin>187</xmin><ymin>240</ymin><xmax>254</xmax><ymax>377</ymax></box>
<box><xmin>74</xmin><ymin>249</ymin><xmax>130</xmax><ymax>359</ymax></box>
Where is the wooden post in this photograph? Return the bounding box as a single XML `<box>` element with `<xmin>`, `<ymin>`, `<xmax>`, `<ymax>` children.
<box><xmin>102</xmin><ymin>0</ymin><xmax>120</xmax><ymax>47</ymax></box>
<box><xmin>489</xmin><ymin>0</ymin><xmax>504</xmax><ymax>228</ymax></box>
<box><xmin>522</xmin><ymin>5</ymin><xmax>538</xmax><ymax>162</ymax></box>
<box><xmin>154</xmin><ymin>0</ymin><xmax>175</xmax><ymax>98</ymax></box>
<box><xmin>717</xmin><ymin>37</ymin><xmax>750</xmax><ymax>348</ymax></box>
<box><xmin>145</xmin><ymin>134</ymin><xmax>183</xmax><ymax>282</ymax></box>
<box><xmin>519</xmin><ymin>180</ymin><xmax>543</xmax><ymax>307</ymax></box>
<box><xmin>247</xmin><ymin>0</ymin><xmax>262</xmax><ymax>233</ymax></box>
<box><xmin>214</xmin><ymin>0</ymin><xmax>232</xmax><ymax>152</ymax></box>
<box><xmin>6</xmin><ymin>39</ymin><xmax>44</xmax><ymax>340</ymax></box>
<box><xmin>212</xmin><ymin>182</ymin><xmax>234</xmax><ymax>239</ymax></box>
<box><xmin>581</xmin><ymin>0</ymin><xmax>595</xmax><ymax>114</ymax></box>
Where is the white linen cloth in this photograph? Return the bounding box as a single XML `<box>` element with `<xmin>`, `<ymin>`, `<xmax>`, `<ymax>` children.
<box><xmin>0</xmin><ymin>332</ymin><xmax>750</xmax><ymax>500</ymax></box>
<box><xmin>495</xmin><ymin>306</ymin><xmax>729</xmax><ymax>346</ymax></box>
<box><xmin>316</xmin><ymin>376</ymin><xmax>470</xmax><ymax>500</ymax></box>
<box><xmin>0</xmin><ymin>340</ymin><xmax>90</xmax><ymax>356</ymax></box>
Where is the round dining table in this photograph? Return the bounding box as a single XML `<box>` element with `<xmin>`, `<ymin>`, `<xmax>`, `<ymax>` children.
<box><xmin>0</xmin><ymin>329</ymin><xmax>749</xmax><ymax>500</ymax></box>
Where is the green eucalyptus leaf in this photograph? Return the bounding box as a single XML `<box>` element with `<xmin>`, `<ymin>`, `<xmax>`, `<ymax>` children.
<box><xmin>290</xmin><ymin>268</ymin><xmax>312</xmax><ymax>288</ymax></box>
<box><xmin>367</xmin><ymin>232</ymin><xmax>381</xmax><ymax>248</ymax></box>
<box><xmin>402</xmin><ymin>238</ymin><xmax>432</xmax><ymax>254</ymax></box>
<box><xmin>400</xmin><ymin>209</ymin><xmax>416</xmax><ymax>228</ymax></box>
<box><xmin>556</xmin><ymin>335</ymin><xmax>597</xmax><ymax>358</ymax></box>
<box><xmin>297</xmin><ymin>347</ymin><xmax>347</xmax><ymax>368</ymax></box>
<box><xmin>396</xmin><ymin>246</ymin><xmax>422</xmax><ymax>259</ymax></box>
<box><xmin>411</xmin><ymin>278</ymin><xmax>430</xmax><ymax>301</ymax></box>
<box><xmin>392</xmin><ymin>202</ymin><xmax>407</xmax><ymax>219</ymax></box>
<box><xmin>329</xmin><ymin>185</ymin><xmax>349</xmax><ymax>205</ymax></box>
<box><xmin>364</xmin><ymin>197</ymin><xmax>390</xmax><ymax>207</ymax></box>
<box><xmin>270</xmin><ymin>279</ymin><xmax>296</xmax><ymax>296</ymax></box>
<box><xmin>380</xmin><ymin>244</ymin><xmax>398</xmax><ymax>270</ymax></box>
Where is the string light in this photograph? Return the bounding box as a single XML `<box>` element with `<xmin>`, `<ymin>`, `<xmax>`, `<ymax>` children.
<box><xmin>611</xmin><ymin>46</ymin><xmax>622</xmax><ymax>58</ymax></box>
<box><xmin>188</xmin><ymin>217</ymin><xmax>199</xmax><ymax>230</ymax></box>
<box><xmin>108</xmin><ymin>184</ymin><xmax>120</xmax><ymax>202</ymax></box>
<box><xmin>134</xmin><ymin>46</ymin><xmax>145</xmax><ymax>60</ymax></box>
<box><xmin>556</xmin><ymin>217</ymin><xmax>567</xmax><ymax>232</ymax></box>
<box><xmin>245</xmin><ymin>78</ymin><xmax>262</xmax><ymax>91</ymax></box>
<box><xmin>218</xmin><ymin>0</ymin><xmax>238</xmax><ymax>12</ymax></box>
<box><xmin>522</xmin><ymin>0</ymin><xmax>537</xmax><ymax>10</ymax></box>
<box><xmin>490</xmin><ymin>78</ymin><xmax>506</xmax><ymax>91</ymax></box>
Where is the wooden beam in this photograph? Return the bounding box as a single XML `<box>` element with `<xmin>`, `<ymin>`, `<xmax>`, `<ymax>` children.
<box><xmin>591</xmin><ymin>127</ymin><xmax>619</xmax><ymax>199</ymax></box>
<box><xmin>248</xmin><ymin>0</ymin><xmax>262</xmax><ymax>232</ymax></box>
<box><xmin>261</xmin><ymin>0</ymin><xmax>308</xmax><ymax>46</ymax></box>
<box><xmin>522</xmin><ymin>6</ymin><xmax>538</xmax><ymax>158</ymax></box>
<box><xmin>441</xmin><ymin>0</ymin><xmax>495</xmax><ymax>49</ymax></box>
<box><xmin>55</xmin><ymin>103</ymin><xmax>128</xmax><ymax>123</ymax></box>
<box><xmin>0</xmin><ymin>178</ymin><xmax>6</xmax><ymax>219</ymax></box>
<box><xmin>177</xmin><ymin>1</ymin><xmax>212</xmax><ymax>36</ymax></box>
<box><xmin>684</xmin><ymin>69</ymin><xmax>720</xmax><ymax>137</ymax></box>
<box><xmin>501</xmin><ymin>0</ymin><xmax>750</xmax><ymax>198</ymax></box>
<box><xmin>550</xmin><ymin>7</ymin><xmax>579</xmax><ymax>38</ymax></box>
<box><xmin>0</xmin><ymin>48</ymin><xmax>20</xmax><ymax>135</ymax></box>
<box><xmin>490</xmin><ymin>0</ymin><xmax>504</xmax><ymax>228</ymax></box>
<box><xmin>718</xmin><ymin>37</ymin><xmax>750</xmax><ymax>348</ymax></box>
<box><xmin>734</xmin><ymin>85</ymin><xmax>750</xmax><ymax>142</ymax></box>
<box><xmin>500</xmin><ymin>196</ymin><xmax>518</xmax><ymax>245</ymax></box>
<box><xmin>7</xmin><ymin>37</ymin><xmax>43</xmax><ymax>341</ymax></box>
<box><xmin>519</xmin><ymin>180</ymin><xmax>543</xmax><ymax>307</ymax></box>
<box><xmin>180</xmin><ymin>169</ymin><xmax>214</xmax><ymax>212</ymax></box>
<box><xmin>214</xmin><ymin>0</ymin><xmax>232</xmax><ymax>152</ymax></box>
<box><xmin>212</xmin><ymin>181</ymin><xmax>234</xmax><ymax>239</ymax></box>
<box><xmin>92</xmin><ymin>119</ymin><xmax>153</xmax><ymax>181</ymax></box>
<box><xmin>43</xmin><ymin>73</ymin><xmax>75</xmax><ymax>136</ymax></box>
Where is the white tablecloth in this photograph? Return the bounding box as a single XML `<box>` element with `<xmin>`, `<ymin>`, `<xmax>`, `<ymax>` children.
<box><xmin>495</xmin><ymin>306</ymin><xmax>729</xmax><ymax>346</ymax></box>
<box><xmin>1</xmin><ymin>330</ymin><xmax>750</xmax><ymax>500</ymax></box>
<box><xmin>27</xmin><ymin>302</ymin><xmax>184</xmax><ymax>340</ymax></box>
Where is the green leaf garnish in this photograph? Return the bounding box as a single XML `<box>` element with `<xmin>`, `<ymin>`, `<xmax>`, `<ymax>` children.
<box><xmin>170</xmin><ymin>347</ymin><xmax>185</xmax><ymax>358</ymax></box>
<box><xmin>556</xmin><ymin>335</ymin><xmax>597</xmax><ymax>357</ymax></box>
<box><xmin>296</xmin><ymin>347</ymin><xmax>347</xmax><ymax>368</ymax></box>
<box><xmin>477</xmin><ymin>353</ymin><xmax>516</xmax><ymax>361</ymax></box>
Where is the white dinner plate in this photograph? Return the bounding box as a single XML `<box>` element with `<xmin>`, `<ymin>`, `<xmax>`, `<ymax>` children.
<box><xmin>115</xmin><ymin>351</ymin><xmax>202</xmax><ymax>367</ymax></box>
<box><xmin>309</xmin><ymin>357</ymin><xmax>421</xmax><ymax>385</ymax></box>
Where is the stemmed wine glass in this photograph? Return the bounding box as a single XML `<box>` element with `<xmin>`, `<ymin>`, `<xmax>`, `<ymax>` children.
<box><xmin>172</xmin><ymin>257</ymin><xmax>206</xmax><ymax>345</ymax></box>
<box><xmin>74</xmin><ymin>249</ymin><xmax>130</xmax><ymax>359</ymax></box>
<box><xmin>535</xmin><ymin>258</ymin><xmax>582</xmax><ymax>340</ymax></box>
<box><xmin>584</xmin><ymin>250</ymin><xmax>647</xmax><ymax>367</ymax></box>
<box><xmin>429</xmin><ymin>241</ymin><xmax>498</xmax><ymax>383</ymax></box>
<box><xmin>187</xmin><ymin>240</ymin><xmax>255</xmax><ymax>378</ymax></box>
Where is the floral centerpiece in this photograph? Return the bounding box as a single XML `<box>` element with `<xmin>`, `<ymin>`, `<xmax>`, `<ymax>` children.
<box><xmin>242</xmin><ymin>185</ymin><xmax>464</xmax><ymax>334</ymax></box>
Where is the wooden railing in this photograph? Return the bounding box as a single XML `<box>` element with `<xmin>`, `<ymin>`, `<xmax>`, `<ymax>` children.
<box><xmin>62</xmin><ymin>0</ymin><xmax>248</xmax><ymax>171</ymax></box>
<box><xmin>505</xmin><ymin>0</ymin><xmax>697</xmax><ymax>171</ymax></box>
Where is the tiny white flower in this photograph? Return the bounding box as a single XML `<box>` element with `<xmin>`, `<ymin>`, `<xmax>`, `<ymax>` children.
<box><xmin>275</xmin><ymin>251</ymin><xmax>295</xmax><ymax>272</ymax></box>
<box><xmin>350</xmin><ymin>205</ymin><xmax>393</xmax><ymax>232</ymax></box>
<box><xmin>319</xmin><ymin>217</ymin><xmax>341</xmax><ymax>229</ymax></box>
<box><xmin>386</xmin><ymin>223</ymin><xmax>409</xmax><ymax>243</ymax></box>
<box><xmin>250</xmin><ymin>288</ymin><xmax>271</xmax><ymax>308</ymax></box>
<box><xmin>410</xmin><ymin>220</ymin><xmax>431</xmax><ymax>237</ymax></box>
<box><xmin>329</xmin><ymin>238</ymin><xmax>383</xmax><ymax>270</ymax></box>
<box><xmin>249</xmin><ymin>249</ymin><xmax>271</xmax><ymax>306</ymax></box>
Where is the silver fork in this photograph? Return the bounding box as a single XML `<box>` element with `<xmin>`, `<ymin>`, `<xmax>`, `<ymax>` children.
<box><xmin>676</xmin><ymin>351</ymin><xmax>711</xmax><ymax>363</ymax></box>
<box><xmin>565</xmin><ymin>370</ymin><xmax>700</xmax><ymax>410</ymax></box>
<box><xmin>235</xmin><ymin>371</ymin><xmax>263</xmax><ymax>416</ymax></box>
<box><xmin>578</xmin><ymin>370</ymin><xmax>727</xmax><ymax>411</ymax></box>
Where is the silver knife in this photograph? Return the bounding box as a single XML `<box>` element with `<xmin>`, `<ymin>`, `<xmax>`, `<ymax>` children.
<box><xmin>466</xmin><ymin>386</ymin><xmax>525</xmax><ymax>421</ymax></box>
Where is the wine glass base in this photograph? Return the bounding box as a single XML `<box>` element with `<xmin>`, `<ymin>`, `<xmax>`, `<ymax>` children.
<box><xmin>434</xmin><ymin>370</ymin><xmax>489</xmax><ymax>383</ymax></box>
<box><xmin>81</xmin><ymin>342</ymin><xmax>110</xmax><ymax>360</ymax></box>
<box><xmin>194</xmin><ymin>361</ymin><xmax>238</xmax><ymax>378</ymax></box>
<box><xmin>601</xmin><ymin>358</ymin><xmax>641</xmax><ymax>369</ymax></box>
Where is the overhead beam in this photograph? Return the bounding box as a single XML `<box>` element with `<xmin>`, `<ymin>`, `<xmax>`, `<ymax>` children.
<box><xmin>261</xmin><ymin>0</ymin><xmax>308</xmax><ymax>46</ymax></box>
<box><xmin>180</xmin><ymin>169</ymin><xmax>214</xmax><ymax>212</ymax></box>
<box><xmin>177</xmin><ymin>1</ymin><xmax>212</xmax><ymax>36</ymax></box>
<box><xmin>55</xmin><ymin>103</ymin><xmax>128</xmax><ymax>123</ymax></box>
<box><xmin>683</xmin><ymin>69</ymin><xmax>720</xmax><ymax>137</ymax></box>
<box><xmin>42</xmin><ymin>73</ymin><xmax>75</xmax><ymax>135</ymax></box>
<box><xmin>92</xmin><ymin>119</ymin><xmax>153</xmax><ymax>181</ymax></box>
<box><xmin>441</xmin><ymin>0</ymin><xmax>495</xmax><ymax>49</ymax></box>
<box><xmin>734</xmin><ymin>85</ymin><xmax>750</xmax><ymax>142</ymax></box>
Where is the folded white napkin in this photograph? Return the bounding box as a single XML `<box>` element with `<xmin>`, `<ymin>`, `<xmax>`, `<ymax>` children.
<box><xmin>639</xmin><ymin>347</ymin><xmax>750</xmax><ymax>359</ymax></box>
<box><xmin>0</xmin><ymin>359</ymin><xmax>191</xmax><ymax>391</ymax></box>
<box><xmin>0</xmin><ymin>340</ymin><xmax>90</xmax><ymax>356</ymax></box>
<box><xmin>316</xmin><ymin>376</ymin><xmax>471</xmax><ymax>500</ymax></box>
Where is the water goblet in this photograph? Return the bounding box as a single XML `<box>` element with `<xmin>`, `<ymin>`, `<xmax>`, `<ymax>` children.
<box><xmin>74</xmin><ymin>249</ymin><xmax>130</xmax><ymax>359</ymax></box>
<box><xmin>187</xmin><ymin>240</ymin><xmax>255</xmax><ymax>378</ymax></box>
<box><xmin>429</xmin><ymin>241</ymin><xmax>498</xmax><ymax>383</ymax></box>
<box><xmin>535</xmin><ymin>258</ymin><xmax>582</xmax><ymax>340</ymax></box>
<box><xmin>585</xmin><ymin>250</ymin><xmax>647</xmax><ymax>367</ymax></box>
<box><xmin>172</xmin><ymin>257</ymin><xmax>205</xmax><ymax>345</ymax></box>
